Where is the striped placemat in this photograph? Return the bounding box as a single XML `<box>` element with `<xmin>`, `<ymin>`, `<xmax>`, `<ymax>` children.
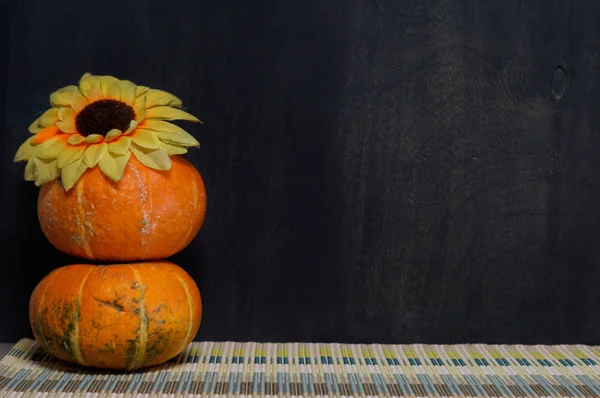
<box><xmin>0</xmin><ymin>338</ymin><xmax>599</xmax><ymax>397</ymax></box>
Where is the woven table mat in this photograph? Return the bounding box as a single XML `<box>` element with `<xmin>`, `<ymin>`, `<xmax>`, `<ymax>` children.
<box><xmin>0</xmin><ymin>338</ymin><xmax>599</xmax><ymax>397</ymax></box>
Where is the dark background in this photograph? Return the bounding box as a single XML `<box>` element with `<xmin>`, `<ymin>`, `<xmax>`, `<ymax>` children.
<box><xmin>1</xmin><ymin>0</ymin><xmax>599</xmax><ymax>345</ymax></box>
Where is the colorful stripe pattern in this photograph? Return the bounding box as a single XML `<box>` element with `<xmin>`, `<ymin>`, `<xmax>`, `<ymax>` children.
<box><xmin>0</xmin><ymin>338</ymin><xmax>599</xmax><ymax>397</ymax></box>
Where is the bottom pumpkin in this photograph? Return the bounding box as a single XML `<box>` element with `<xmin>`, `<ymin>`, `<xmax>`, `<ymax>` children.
<box><xmin>29</xmin><ymin>261</ymin><xmax>202</xmax><ymax>370</ymax></box>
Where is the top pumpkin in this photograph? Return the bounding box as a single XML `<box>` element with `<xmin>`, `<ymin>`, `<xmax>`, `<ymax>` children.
<box><xmin>14</xmin><ymin>73</ymin><xmax>201</xmax><ymax>191</ymax></box>
<box><xmin>13</xmin><ymin>74</ymin><xmax>206</xmax><ymax>261</ymax></box>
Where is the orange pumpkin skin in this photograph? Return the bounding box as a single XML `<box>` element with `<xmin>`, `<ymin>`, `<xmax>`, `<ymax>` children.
<box><xmin>29</xmin><ymin>261</ymin><xmax>202</xmax><ymax>370</ymax></box>
<box><xmin>37</xmin><ymin>156</ymin><xmax>206</xmax><ymax>262</ymax></box>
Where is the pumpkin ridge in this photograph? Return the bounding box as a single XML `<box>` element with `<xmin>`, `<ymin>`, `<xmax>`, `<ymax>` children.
<box><xmin>75</xmin><ymin>179</ymin><xmax>93</xmax><ymax>258</ymax></box>
<box><xmin>36</xmin><ymin>268</ymin><xmax>65</xmax><ymax>358</ymax></box>
<box><xmin>143</xmin><ymin>170</ymin><xmax>153</xmax><ymax>259</ymax></box>
<box><xmin>130</xmin><ymin>165</ymin><xmax>152</xmax><ymax>260</ymax></box>
<box><xmin>179</xmin><ymin>173</ymin><xmax>198</xmax><ymax>254</ymax></box>
<box><xmin>71</xmin><ymin>267</ymin><xmax>94</xmax><ymax>366</ymax></box>
<box><xmin>171</xmin><ymin>270</ymin><xmax>195</xmax><ymax>354</ymax></box>
<box><xmin>127</xmin><ymin>266</ymin><xmax>148</xmax><ymax>370</ymax></box>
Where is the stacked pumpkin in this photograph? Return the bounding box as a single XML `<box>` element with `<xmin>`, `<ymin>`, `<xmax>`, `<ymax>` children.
<box><xmin>14</xmin><ymin>73</ymin><xmax>206</xmax><ymax>370</ymax></box>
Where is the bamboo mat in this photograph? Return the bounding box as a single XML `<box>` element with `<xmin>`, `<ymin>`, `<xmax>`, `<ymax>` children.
<box><xmin>0</xmin><ymin>338</ymin><xmax>599</xmax><ymax>397</ymax></box>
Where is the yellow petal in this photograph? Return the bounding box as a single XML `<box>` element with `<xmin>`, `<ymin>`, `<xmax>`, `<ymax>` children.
<box><xmin>78</xmin><ymin>73</ymin><xmax>95</xmax><ymax>96</ymax></box>
<box><xmin>50</xmin><ymin>85</ymin><xmax>78</xmax><ymax>107</ymax></box>
<box><xmin>105</xmin><ymin>129</ymin><xmax>122</xmax><ymax>142</ymax></box>
<box><xmin>35</xmin><ymin>136</ymin><xmax>67</xmax><ymax>159</ymax></box>
<box><xmin>57</xmin><ymin>107</ymin><xmax>76</xmax><ymax>133</ymax></box>
<box><xmin>83</xmin><ymin>142</ymin><xmax>108</xmax><ymax>167</ymax></box>
<box><xmin>154</xmin><ymin>130</ymin><xmax>199</xmax><ymax>147</ymax></box>
<box><xmin>120</xmin><ymin>80</ymin><xmax>137</xmax><ymax>105</ymax></box>
<box><xmin>68</xmin><ymin>134</ymin><xmax>86</xmax><ymax>145</ymax></box>
<box><xmin>141</xmin><ymin>120</ymin><xmax>199</xmax><ymax>147</ymax></box>
<box><xmin>144</xmin><ymin>89</ymin><xmax>182</xmax><ymax>108</ymax></box>
<box><xmin>130</xmin><ymin>144</ymin><xmax>172</xmax><ymax>170</ymax></box>
<box><xmin>28</xmin><ymin>118</ymin><xmax>43</xmax><ymax>134</ymax></box>
<box><xmin>86</xmin><ymin>80</ymin><xmax>104</xmax><ymax>102</ymax></box>
<box><xmin>124</xmin><ymin>120</ymin><xmax>138</xmax><ymax>134</ymax></box>
<box><xmin>29</xmin><ymin>109</ymin><xmax>60</xmax><ymax>134</ymax></box>
<box><xmin>134</xmin><ymin>96</ymin><xmax>147</xmax><ymax>122</ymax></box>
<box><xmin>69</xmin><ymin>91</ymin><xmax>88</xmax><ymax>112</ymax></box>
<box><xmin>61</xmin><ymin>157</ymin><xmax>88</xmax><ymax>191</ymax></box>
<box><xmin>108</xmin><ymin>137</ymin><xmax>131</xmax><ymax>155</ymax></box>
<box><xmin>14</xmin><ymin>136</ymin><xmax>36</xmax><ymax>161</ymax></box>
<box><xmin>131</xmin><ymin>129</ymin><xmax>160</xmax><ymax>149</ymax></box>
<box><xmin>33</xmin><ymin>157</ymin><xmax>59</xmax><ymax>186</ymax></box>
<box><xmin>56</xmin><ymin>120</ymin><xmax>77</xmax><ymax>134</ymax></box>
<box><xmin>39</xmin><ymin>108</ymin><xmax>59</xmax><ymax>126</ymax></box>
<box><xmin>99</xmin><ymin>76</ymin><xmax>119</xmax><ymax>96</ymax></box>
<box><xmin>99</xmin><ymin>151</ymin><xmax>131</xmax><ymax>182</ymax></box>
<box><xmin>105</xmin><ymin>80</ymin><xmax>121</xmax><ymax>100</ymax></box>
<box><xmin>85</xmin><ymin>134</ymin><xmax>104</xmax><ymax>144</ymax></box>
<box><xmin>160</xmin><ymin>141</ymin><xmax>188</xmax><ymax>155</ymax></box>
<box><xmin>58</xmin><ymin>107</ymin><xmax>75</xmax><ymax>121</ymax></box>
<box><xmin>136</xmin><ymin>85</ymin><xmax>150</xmax><ymax>97</ymax></box>
<box><xmin>144</xmin><ymin>106</ymin><xmax>201</xmax><ymax>122</ymax></box>
<box><xmin>57</xmin><ymin>145</ymin><xmax>85</xmax><ymax>168</ymax></box>
<box><xmin>32</xmin><ymin>126</ymin><xmax>60</xmax><ymax>144</ymax></box>
<box><xmin>24</xmin><ymin>157</ymin><xmax>35</xmax><ymax>181</ymax></box>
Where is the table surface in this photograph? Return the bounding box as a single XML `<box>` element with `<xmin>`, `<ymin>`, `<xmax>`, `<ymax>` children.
<box><xmin>1</xmin><ymin>338</ymin><xmax>599</xmax><ymax>397</ymax></box>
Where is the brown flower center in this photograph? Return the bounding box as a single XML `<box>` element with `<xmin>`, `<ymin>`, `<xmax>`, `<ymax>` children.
<box><xmin>75</xmin><ymin>99</ymin><xmax>135</xmax><ymax>136</ymax></box>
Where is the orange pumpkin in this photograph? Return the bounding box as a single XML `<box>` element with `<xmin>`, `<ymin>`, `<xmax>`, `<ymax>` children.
<box><xmin>37</xmin><ymin>155</ymin><xmax>206</xmax><ymax>261</ymax></box>
<box><xmin>29</xmin><ymin>261</ymin><xmax>202</xmax><ymax>370</ymax></box>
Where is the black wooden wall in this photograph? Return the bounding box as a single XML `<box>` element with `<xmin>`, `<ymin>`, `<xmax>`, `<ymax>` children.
<box><xmin>1</xmin><ymin>0</ymin><xmax>599</xmax><ymax>344</ymax></box>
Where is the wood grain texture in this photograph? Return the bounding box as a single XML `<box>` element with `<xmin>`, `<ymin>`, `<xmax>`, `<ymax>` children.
<box><xmin>1</xmin><ymin>0</ymin><xmax>600</xmax><ymax>344</ymax></box>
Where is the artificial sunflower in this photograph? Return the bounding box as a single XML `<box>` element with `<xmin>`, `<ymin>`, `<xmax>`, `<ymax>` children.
<box><xmin>14</xmin><ymin>73</ymin><xmax>201</xmax><ymax>191</ymax></box>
